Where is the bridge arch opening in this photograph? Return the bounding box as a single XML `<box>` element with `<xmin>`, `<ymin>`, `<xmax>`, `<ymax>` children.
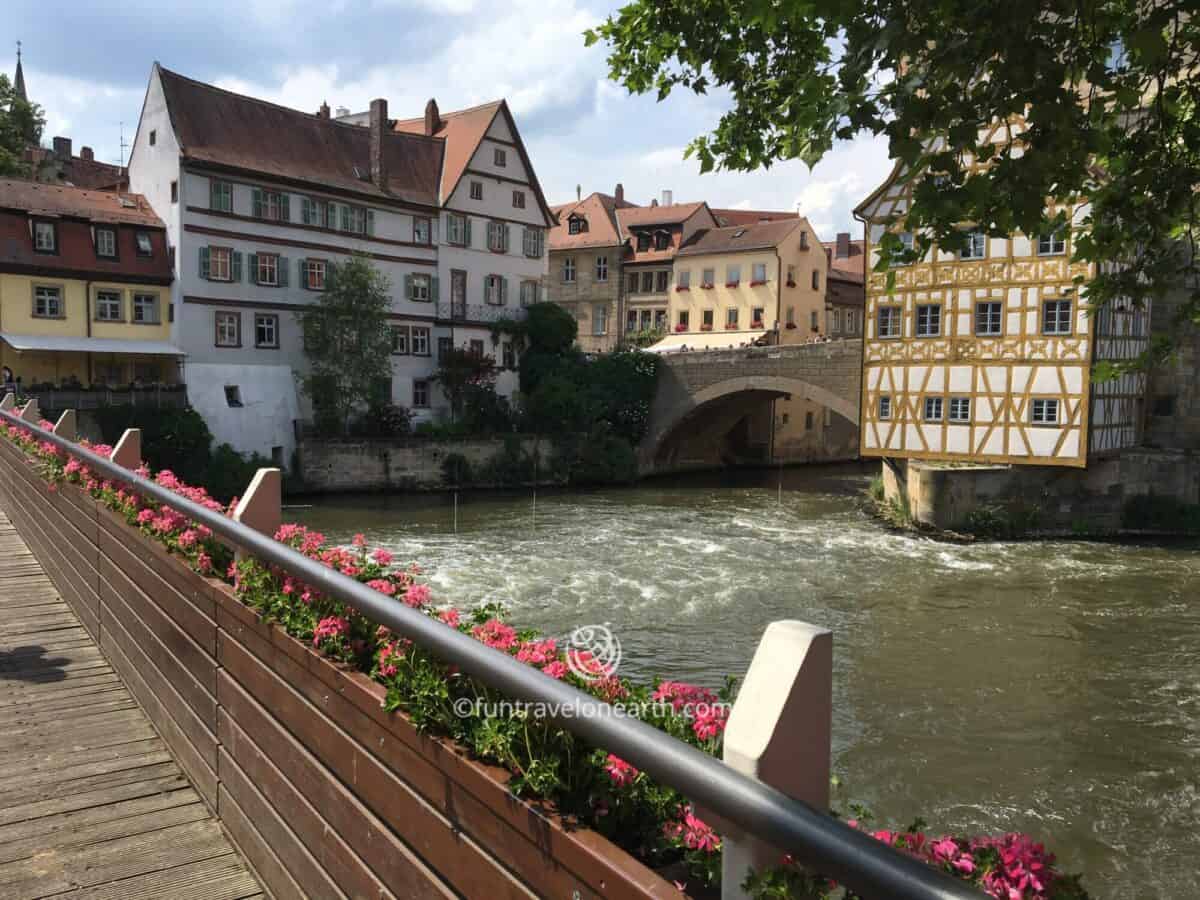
<box><xmin>642</xmin><ymin>375</ymin><xmax>860</xmax><ymax>473</ymax></box>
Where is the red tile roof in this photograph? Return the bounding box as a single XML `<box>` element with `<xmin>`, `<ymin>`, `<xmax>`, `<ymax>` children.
<box><xmin>0</xmin><ymin>180</ymin><xmax>172</xmax><ymax>284</ymax></box>
<box><xmin>616</xmin><ymin>201</ymin><xmax>708</xmax><ymax>229</ymax></box>
<box><xmin>24</xmin><ymin>147</ymin><xmax>127</xmax><ymax>191</ymax></box>
<box><xmin>676</xmin><ymin>218</ymin><xmax>807</xmax><ymax>256</ymax></box>
<box><xmin>823</xmin><ymin>238</ymin><xmax>866</xmax><ymax>283</ymax></box>
<box><xmin>711</xmin><ymin>208</ymin><xmax>799</xmax><ymax>227</ymax></box>
<box><xmin>549</xmin><ymin>191</ymin><xmax>636</xmax><ymax>250</ymax></box>
<box><xmin>0</xmin><ymin>178</ymin><xmax>163</xmax><ymax>227</ymax></box>
<box><xmin>156</xmin><ymin>66</ymin><xmax>443</xmax><ymax>207</ymax></box>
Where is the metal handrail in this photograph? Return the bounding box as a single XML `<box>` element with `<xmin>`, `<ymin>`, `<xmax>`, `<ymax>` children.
<box><xmin>0</xmin><ymin>407</ymin><xmax>982</xmax><ymax>900</ymax></box>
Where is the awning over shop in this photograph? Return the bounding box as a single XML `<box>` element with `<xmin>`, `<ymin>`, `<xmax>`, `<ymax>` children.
<box><xmin>0</xmin><ymin>333</ymin><xmax>186</xmax><ymax>357</ymax></box>
<box><xmin>645</xmin><ymin>330</ymin><xmax>769</xmax><ymax>354</ymax></box>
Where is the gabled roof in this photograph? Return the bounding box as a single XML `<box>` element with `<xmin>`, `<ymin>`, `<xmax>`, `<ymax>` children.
<box><xmin>676</xmin><ymin>218</ymin><xmax>807</xmax><ymax>257</ymax></box>
<box><xmin>711</xmin><ymin>208</ymin><xmax>799</xmax><ymax>227</ymax></box>
<box><xmin>0</xmin><ymin>178</ymin><xmax>163</xmax><ymax>227</ymax></box>
<box><xmin>824</xmin><ymin>238</ymin><xmax>866</xmax><ymax>283</ymax></box>
<box><xmin>393</xmin><ymin>99</ymin><xmax>554</xmax><ymax>226</ymax></box>
<box><xmin>155</xmin><ymin>65</ymin><xmax>443</xmax><ymax>207</ymax></box>
<box><xmin>617</xmin><ymin>201</ymin><xmax>709</xmax><ymax>229</ymax></box>
<box><xmin>549</xmin><ymin>191</ymin><xmax>636</xmax><ymax>250</ymax></box>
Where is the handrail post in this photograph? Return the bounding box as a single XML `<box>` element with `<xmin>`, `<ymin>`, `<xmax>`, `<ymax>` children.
<box><xmin>111</xmin><ymin>428</ymin><xmax>142</xmax><ymax>470</ymax></box>
<box><xmin>719</xmin><ymin>621</ymin><xmax>833</xmax><ymax>899</ymax></box>
<box><xmin>19</xmin><ymin>399</ymin><xmax>40</xmax><ymax>424</ymax></box>
<box><xmin>52</xmin><ymin>409</ymin><xmax>77</xmax><ymax>442</ymax></box>
<box><xmin>232</xmin><ymin>468</ymin><xmax>282</xmax><ymax>555</ymax></box>
<box><xmin>0</xmin><ymin>393</ymin><xmax>13</xmax><ymax>412</ymax></box>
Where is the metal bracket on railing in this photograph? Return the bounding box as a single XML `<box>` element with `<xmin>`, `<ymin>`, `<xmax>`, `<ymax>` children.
<box><xmin>111</xmin><ymin>428</ymin><xmax>142</xmax><ymax>470</ymax></box>
<box><xmin>52</xmin><ymin>410</ymin><xmax>77</xmax><ymax>442</ymax></box>
<box><xmin>19</xmin><ymin>399</ymin><xmax>39</xmax><ymax>424</ymax></box>
<box><xmin>0</xmin><ymin>393</ymin><xmax>14</xmax><ymax>412</ymax></box>
<box><xmin>232</xmin><ymin>468</ymin><xmax>282</xmax><ymax>555</ymax></box>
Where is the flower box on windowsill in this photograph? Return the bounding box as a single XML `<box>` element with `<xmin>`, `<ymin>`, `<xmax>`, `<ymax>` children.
<box><xmin>785</xmin><ymin>322</ymin><xmax>798</xmax><ymax>330</ymax></box>
<box><xmin>674</xmin><ymin>286</ymin><xmax>690</xmax><ymax>292</ymax></box>
<box><xmin>700</xmin><ymin>283</ymin><xmax>715</xmax><ymax>290</ymax></box>
<box><xmin>724</xmin><ymin>323</ymin><xmax>738</xmax><ymax>330</ymax></box>
<box><xmin>749</xmin><ymin>280</ymin><xmax>767</xmax><ymax>287</ymax></box>
<box><xmin>750</xmin><ymin>321</ymin><xmax>764</xmax><ymax>330</ymax></box>
<box><xmin>786</xmin><ymin>280</ymin><xmax>796</xmax><ymax>288</ymax></box>
<box><xmin>700</xmin><ymin>324</ymin><xmax>713</xmax><ymax>331</ymax></box>
<box><xmin>674</xmin><ymin>323</ymin><xmax>687</xmax><ymax>333</ymax></box>
<box><xmin>725</xmin><ymin>281</ymin><xmax>740</xmax><ymax>288</ymax></box>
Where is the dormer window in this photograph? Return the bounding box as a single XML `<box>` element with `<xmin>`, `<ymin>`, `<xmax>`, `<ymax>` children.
<box><xmin>95</xmin><ymin>227</ymin><xmax>117</xmax><ymax>258</ymax></box>
<box><xmin>33</xmin><ymin>220</ymin><xmax>57</xmax><ymax>253</ymax></box>
<box><xmin>636</xmin><ymin>232</ymin><xmax>650</xmax><ymax>252</ymax></box>
<box><xmin>568</xmin><ymin>216</ymin><xmax>584</xmax><ymax>235</ymax></box>
<box><xmin>654</xmin><ymin>231</ymin><xmax>670</xmax><ymax>251</ymax></box>
<box><xmin>135</xmin><ymin>232</ymin><xmax>153</xmax><ymax>256</ymax></box>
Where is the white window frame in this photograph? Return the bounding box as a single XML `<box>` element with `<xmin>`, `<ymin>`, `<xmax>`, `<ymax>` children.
<box><xmin>595</xmin><ymin>256</ymin><xmax>608</xmax><ymax>282</ymax></box>
<box><xmin>568</xmin><ymin>218</ymin><xmax>582</xmax><ymax>235</ymax></box>
<box><xmin>677</xmin><ymin>269</ymin><xmax>690</xmax><ymax>289</ymax></box>
<box><xmin>215</xmin><ymin>311</ymin><xmax>241</xmax><ymax>347</ymax></box>
<box><xmin>1042</xmin><ymin>299</ymin><xmax>1073</xmax><ymax>335</ymax></box>
<box><xmin>878</xmin><ymin>396</ymin><xmax>892</xmax><ymax>420</ymax></box>
<box><xmin>752</xmin><ymin>262</ymin><xmax>767</xmax><ymax>283</ymax></box>
<box><xmin>255</xmin><ymin>313</ymin><xmax>279</xmax><ymax>348</ymax></box>
<box><xmin>949</xmin><ymin>396</ymin><xmax>971</xmax><ymax>423</ymax></box>
<box><xmin>878</xmin><ymin>305</ymin><xmax>901</xmax><ymax>338</ymax></box>
<box><xmin>1038</xmin><ymin>231</ymin><xmax>1066</xmax><ymax>256</ymax></box>
<box><xmin>1031</xmin><ymin>398</ymin><xmax>1060</xmax><ymax>425</ymax></box>
<box><xmin>915</xmin><ymin>303</ymin><xmax>942</xmax><ymax>337</ymax></box>
<box><xmin>487</xmin><ymin>221</ymin><xmax>508</xmax><ymax>253</ymax></box>
<box><xmin>209</xmin><ymin>246</ymin><xmax>232</xmax><ymax>282</ymax></box>
<box><xmin>96</xmin><ymin>227</ymin><xmax>117</xmax><ymax>258</ymax></box>
<box><xmin>592</xmin><ymin>303</ymin><xmax>608</xmax><ymax>336</ymax></box>
<box><xmin>96</xmin><ymin>289</ymin><xmax>122</xmax><ymax>322</ymax></box>
<box><xmin>562</xmin><ymin>258</ymin><xmax>576</xmax><ymax>283</ymax></box>
<box><xmin>923</xmin><ymin>397</ymin><xmax>944</xmax><ymax>422</ymax></box>
<box><xmin>135</xmin><ymin>232</ymin><xmax>153</xmax><ymax>256</ymax></box>
<box><xmin>523</xmin><ymin>227</ymin><xmax>544</xmax><ymax>258</ymax></box>
<box><xmin>975</xmin><ymin>301</ymin><xmax>1003</xmax><ymax>336</ymax></box>
<box><xmin>390</xmin><ymin>325</ymin><xmax>409</xmax><ymax>355</ymax></box>
<box><xmin>411</xmin><ymin>327</ymin><xmax>430</xmax><ymax>356</ymax></box>
<box><xmin>512</xmin><ymin>190</ymin><xmax>525</xmax><ymax>209</ymax></box>
<box><xmin>256</xmin><ymin>253</ymin><xmax>279</xmax><ymax>286</ymax></box>
<box><xmin>413</xmin><ymin>217</ymin><xmax>431</xmax><ymax>245</ymax></box>
<box><xmin>485</xmin><ymin>274</ymin><xmax>504</xmax><ymax>305</ymax></box>
<box><xmin>726</xmin><ymin>265</ymin><xmax>741</xmax><ymax>286</ymax></box>
<box><xmin>520</xmin><ymin>280</ymin><xmax>538</xmax><ymax>307</ymax></box>
<box><xmin>470</xmin><ymin>181</ymin><xmax>483</xmax><ymax>201</ymax></box>
<box><xmin>306</xmin><ymin>259</ymin><xmax>326</xmax><ymax>291</ymax></box>
<box><xmin>132</xmin><ymin>293</ymin><xmax>159</xmax><ymax>324</ymax></box>
<box><xmin>33</xmin><ymin>285</ymin><xmax>62</xmax><ymax>318</ymax></box>
<box><xmin>34</xmin><ymin>221</ymin><xmax>56</xmax><ymax>252</ymax></box>
<box><xmin>960</xmin><ymin>230</ymin><xmax>986</xmax><ymax>260</ymax></box>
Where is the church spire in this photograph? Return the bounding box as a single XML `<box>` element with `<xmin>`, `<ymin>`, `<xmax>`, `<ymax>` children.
<box><xmin>14</xmin><ymin>41</ymin><xmax>26</xmax><ymax>102</ymax></box>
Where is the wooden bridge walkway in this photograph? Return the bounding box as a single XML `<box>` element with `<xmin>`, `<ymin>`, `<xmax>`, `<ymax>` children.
<box><xmin>0</xmin><ymin>512</ymin><xmax>262</xmax><ymax>899</ymax></box>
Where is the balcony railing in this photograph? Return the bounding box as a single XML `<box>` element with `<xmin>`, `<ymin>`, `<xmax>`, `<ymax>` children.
<box><xmin>11</xmin><ymin>385</ymin><xmax>188</xmax><ymax>411</ymax></box>
<box><xmin>434</xmin><ymin>300</ymin><xmax>530</xmax><ymax>325</ymax></box>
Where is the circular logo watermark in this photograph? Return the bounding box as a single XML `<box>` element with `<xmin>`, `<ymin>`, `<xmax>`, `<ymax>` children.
<box><xmin>564</xmin><ymin>623</ymin><xmax>621</xmax><ymax>682</ymax></box>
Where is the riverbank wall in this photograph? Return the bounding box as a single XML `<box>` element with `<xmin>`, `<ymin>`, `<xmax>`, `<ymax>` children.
<box><xmin>880</xmin><ymin>449</ymin><xmax>1200</xmax><ymax>535</ymax></box>
<box><xmin>294</xmin><ymin>435</ymin><xmax>558</xmax><ymax>492</ymax></box>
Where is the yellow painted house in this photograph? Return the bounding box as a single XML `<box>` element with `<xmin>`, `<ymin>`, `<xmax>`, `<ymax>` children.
<box><xmin>0</xmin><ymin>179</ymin><xmax>180</xmax><ymax>391</ymax></box>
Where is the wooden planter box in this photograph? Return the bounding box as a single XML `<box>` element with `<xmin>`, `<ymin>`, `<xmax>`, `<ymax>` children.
<box><xmin>0</xmin><ymin>446</ymin><xmax>683</xmax><ymax>899</ymax></box>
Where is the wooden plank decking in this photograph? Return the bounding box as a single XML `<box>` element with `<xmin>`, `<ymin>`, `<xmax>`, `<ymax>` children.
<box><xmin>0</xmin><ymin>512</ymin><xmax>263</xmax><ymax>899</ymax></box>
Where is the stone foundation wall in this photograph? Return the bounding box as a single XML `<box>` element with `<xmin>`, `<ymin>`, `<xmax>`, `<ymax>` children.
<box><xmin>882</xmin><ymin>450</ymin><xmax>1200</xmax><ymax>534</ymax></box>
<box><xmin>1146</xmin><ymin>281</ymin><xmax>1200</xmax><ymax>451</ymax></box>
<box><xmin>297</xmin><ymin>436</ymin><xmax>551</xmax><ymax>492</ymax></box>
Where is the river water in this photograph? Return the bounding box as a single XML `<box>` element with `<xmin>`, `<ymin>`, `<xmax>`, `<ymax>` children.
<box><xmin>296</xmin><ymin>464</ymin><xmax>1200</xmax><ymax>899</ymax></box>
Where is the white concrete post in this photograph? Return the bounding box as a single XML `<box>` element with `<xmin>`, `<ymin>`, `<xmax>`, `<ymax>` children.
<box><xmin>0</xmin><ymin>393</ymin><xmax>14</xmax><ymax>412</ymax></box>
<box><xmin>19</xmin><ymin>399</ymin><xmax>40</xmax><ymax>424</ymax></box>
<box><xmin>233</xmin><ymin>468</ymin><xmax>282</xmax><ymax>542</ymax></box>
<box><xmin>720</xmin><ymin>621</ymin><xmax>833</xmax><ymax>899</ymax></box>
<box><xmin>52</xmin><ymin>409</ymin><xmax>77</xmax><ymax>442</ymax></box>
<box><xmin>111</xmin><ymin>428</ymin><xmax>142</xmax><ymax>470</ymax></box>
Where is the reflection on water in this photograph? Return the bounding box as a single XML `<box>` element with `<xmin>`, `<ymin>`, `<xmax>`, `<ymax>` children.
<box><xmin>298</xmin><ymin>464</ymin><xmax>1200</xmax><ymax>899</ymax></box>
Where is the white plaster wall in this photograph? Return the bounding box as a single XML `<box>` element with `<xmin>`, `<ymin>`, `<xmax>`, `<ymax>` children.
<box><xmin>186</xmin><ymin>363</ymin><xmax>300</xmax><ymax>464</ymax></box>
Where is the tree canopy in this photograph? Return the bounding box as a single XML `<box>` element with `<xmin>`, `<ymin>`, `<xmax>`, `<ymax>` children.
<box><xmin>0</xmin><ymin>73</ymin><xmax>45</xmax><ymax>178</ymax></box>
<box><xmin>298</xmin><ymin>255</ymin><xmax>395</xmax><ymax>434</ymax></box>
<box><xmin>586</xmin><ymin>2</ymin><xmax>1199</xmax><ymax>330</ymax></box>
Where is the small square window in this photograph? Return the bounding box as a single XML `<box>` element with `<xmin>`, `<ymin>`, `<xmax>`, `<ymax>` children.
<box><xmin>1043</xmin><ymin>299</ymin><xmax>1073</xmax><ymax>335</ymax></box>
<box><xmin>949</xmin><ymin>397</ymin><xmax>971</xmax><ymax>423</ymax></box>
<box><xmin>33</xmin><ymin>285</ymin><xmax>62</xmax><ymax>318</ymax></box>
<box><xmin>877</xmin><ymin>305</ymin><xmax>901</xmax><ymax>338</ymax></box>
<box><xmin>470</xmin><ymin>181</ymin><xmax>483</xmax><ymax>201</ymax></box>
<box><xmin>255</xmin><ymin>314</ymin><xmax>279</xmax><ymax>348</ymax></box>
<box><xmin>494</xmin><ymin>148</ymin><xmax>507</xmax><ymax>167</ymax></box>
<box><xmin>224</xmin><ymin>385</ymin><xmax>243</xmax><ymax>408</ymax></box>
<box><xmin>413</xmin><ymin>217</ymin><xmax>431</xmax><ymax>244</ymax></box>
<box><xmin>878</xmin><ymin>396</ymin><xmax>892</xmax><ymax>419</ymax></box>
<box><xmin>915</xmin><ymin>304</ymin><xmax>941</xmax><ymax>337</ymax></box>
<box><xmin>135</xmin><ymin>232</ymin><xmax>153</xmax><ymax>256</ymax></box>
<box><xmin>752</xmin><ymin>263</ymin><xmax>767</xmax><ymax>283</ymax></box>
<box><xmin>1038</xmin><ymin>231</ymin><xmax>1066</xmax><ymax>255</ymax></box>
<box><xmin>975</xmin><ymin>301</ymin><xmax>1003</xmax><ymax>336</ymax></box>
<box><xmin>149</xmin><ymin>130</ymin><xmax>157</xmax><ymax>146</ymax></box>
<box><xmin>923</xmin><ymin>397</ymin><xmax>944</xmax><ymax>422</ymax></box>
<box><xmin>215</xmin><ymin>311</ymin><xmax>241</xmax><ymax>347</ymax></box>
<box><xmin>512</xmin><ymin>190</ymin><xmax>525</xmax><ymax>209</ymax></box>
<box><xmin>960</xmin><ymin>230</ymin><xmax>986</xmax><ymax>260</ymax></box>
<box><xmin>413</xmin><ymin>380</ymin><xmax>430</xmax><ymax>408</ymax></box>
<box><xmin>33</xmin><ymin>221</ymin><xmax>56</xmax><ymax>253</ymax></box>
<box><xmin>96</xmin><ymin>290</ymin><xmax>122</xmax><ymax>321</ymax></box>
<box><xmin>133</xmin><ymin>293</ymin><xmax>159</xmax><ymax>324</ymax></box>
<box><xmin>1031</xmin><ymin>398</ymin><xmax>1060</xmax><ymax>425</ymax></box>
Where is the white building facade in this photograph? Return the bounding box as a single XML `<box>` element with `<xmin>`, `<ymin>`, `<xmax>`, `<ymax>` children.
<box><xmin>128</xmin><ymin>65</ymin><xmax>551</xmax><ymax>466</ymax></box>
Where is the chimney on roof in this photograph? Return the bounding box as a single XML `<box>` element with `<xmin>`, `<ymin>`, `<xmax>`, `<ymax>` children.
<box><xmin>576</xmin><ymin>184</ymin><xmax>581</xmax><ymax>201</ymax></box>
<box><xmin>615</xmin><ymin>183</ymin><xmax>624</xmax><ymax>204</ymax></box>
<box><xmin>661</xmin><ymin>189</ymin><xmax>673</xmax><ymax>206</ymax></box>
<box><xmin>52</xmin><ymin>136</ymin><xmax>71</xmax><ymax>160</ymax></box>
<box><xmin>318</xmin><ymin>101</ymin><xmax>330</xmax><ymax>119</ymax></box>
<box><xmin>80</xmin><ymin>146</ymin><xmax>94</xmax><ymax>161</ymax></box>
<box><xmin>836</xmin><ymin>231</ymin><xmax>851</xmax><ymax>259</ymax></box>
<box><xmin>369</xmin><ymin>98</ymin><xmax>388</xmax><ymax>190</ymax></box>
<box><xmin>650</xmin><ymin>198</ymin><xmax>658</xmax><ymax>207</ymax></box>
<box><xmin>424</xmin><ymin>98</ymin><xmax>440</xmax><ymax>136</ymax></box>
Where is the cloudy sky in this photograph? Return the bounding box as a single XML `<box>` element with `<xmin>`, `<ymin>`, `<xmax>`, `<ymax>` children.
<box><xmin>4</xmin><ymin>0</ymin><xmax>890</xmax><ymax>238</ymax></box>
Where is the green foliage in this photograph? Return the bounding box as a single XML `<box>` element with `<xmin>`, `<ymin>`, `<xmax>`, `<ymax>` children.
<box><xmin>624</xmin><ymin>327</ymin><xmax>666</xmax><ymax>349</ymax></box>
<box><xmin>523</xmin><ymin>302</ymin><xmax>578</xmax><ymax>357</ymax></box>
<box><xmin>478</xmin><ymin>435</ymin><xmax>538</xmax><ymax>486</ymax></box>
<box><xmin>433</xmin><ymin>347</ymin><xmax>497</xmax><ymax>416</ymax></box>
<box><xmin>1122</xmin><ymin>493</ymin><xmax>1200</xmax><ymax>533</ymax></box>
<box><xmin>554</xmin><ymin>423</ymin><xmax>639</xmax><ymax>487</ymax></box>
<box><xmin>299</xmin><ymin>255</ymin><xmax>395</xmax><ymax>434</ymax></box>
<box><xmin>963</xmin><ymin>502</ymin><xmax>1043</xmax><ymax>539</ymax></box>
<box><xmin>0</xmin><ymin>73</ymin><xmax>45</xmax><ymax>178</ymax></box>
<box><xmin>440</xmin><ymin>452</ymin><xmax>473</xmax><ymax>487</ymax></box>
<box><xmin>587</xmin><ymin>2</ymin><xmax>1200</xmax><ymax>331</ymax></box>
<box><xmin>868</xmin><ymin>474</ymin><xmax>886</xmax><ymax>504</ymax></box>
<box><xmin>204</xmin><ymin>443</ymin><xmax>277</xmax><ymax>504</ymax></box>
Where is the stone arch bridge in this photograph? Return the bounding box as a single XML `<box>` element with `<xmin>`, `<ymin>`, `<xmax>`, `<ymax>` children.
<box><xmin>639</xmin><ymin>340</ymin><xmax>863</xmax><ymax>474</ymax></box>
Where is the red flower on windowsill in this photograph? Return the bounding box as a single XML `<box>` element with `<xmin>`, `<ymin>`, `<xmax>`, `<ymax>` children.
<box><xmin>750</xmin><ymin>280</ymin><xmax>767</xmax><ymax>287</ymax></box>
<box><xmin>675</xmin><ymin>285</ymin><xmax>690</xmax><ymax>292</ymax></box>
<box><xmin>674</xmin><ymin>323</ymin><xmax>687</xmax><ymax>333</ymax></box>
<box><xmin>700</xmin><ymin>324</ymin><xmax>713</xmax><ymax>331</ymax></box>
<box><xmin>786</xmin><ymin>280</ymin><xmax>796</xmax><ymax>288</ymax></box>
<box><xmin>750</xmin><ymin>320</ymin><xmax>764</xmax><ymax>329</ymax></box>
<box><xmin>700</xmin><ymin>283</ymin><xmax>715</xmax><ymax>290</ymax></box>
<box><xmin>725</xmin><ymin>281</ymin><xmax>740</xmax><ymax>288</ymax></box>
<box><xmin>785</xmin><ymin>322</ymin><xmax>798</xmax><ymax>329</ymax></box>
<box><xmin>724</xmin><ymin>323</ymin><xmax>738</xmax><ymax>330</ymax></box>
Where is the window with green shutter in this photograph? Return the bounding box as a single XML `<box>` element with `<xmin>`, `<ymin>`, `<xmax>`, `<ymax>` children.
<box><xmin>231</xmin><ymin>251</ymin><xmax>243</xmax><ymax>282</ymax></box>
<box><xmin>278</xmin><ymin>256</ymin><xmax>289</xmax><ymax>287</ymax></box>
<box><xmin>199</xmin><ymin>246</ymin><xmax>210</xmax><ymax>279</ymax></box>
<box><xmin>252</xmin><ymin>188</ymin><xmax>263</xmax><ymax>218</ymax></box>
<box><xmin>210</xmin><ymin>180</ymin><xmax>232</xmax><ymax>213</ymax></box>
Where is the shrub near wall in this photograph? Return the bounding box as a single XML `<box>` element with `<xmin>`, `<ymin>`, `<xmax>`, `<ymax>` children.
<box><xmin>0</xmin><ymin>419</ymin><xmax>1093</xmax><ymax>900</ymax></box>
